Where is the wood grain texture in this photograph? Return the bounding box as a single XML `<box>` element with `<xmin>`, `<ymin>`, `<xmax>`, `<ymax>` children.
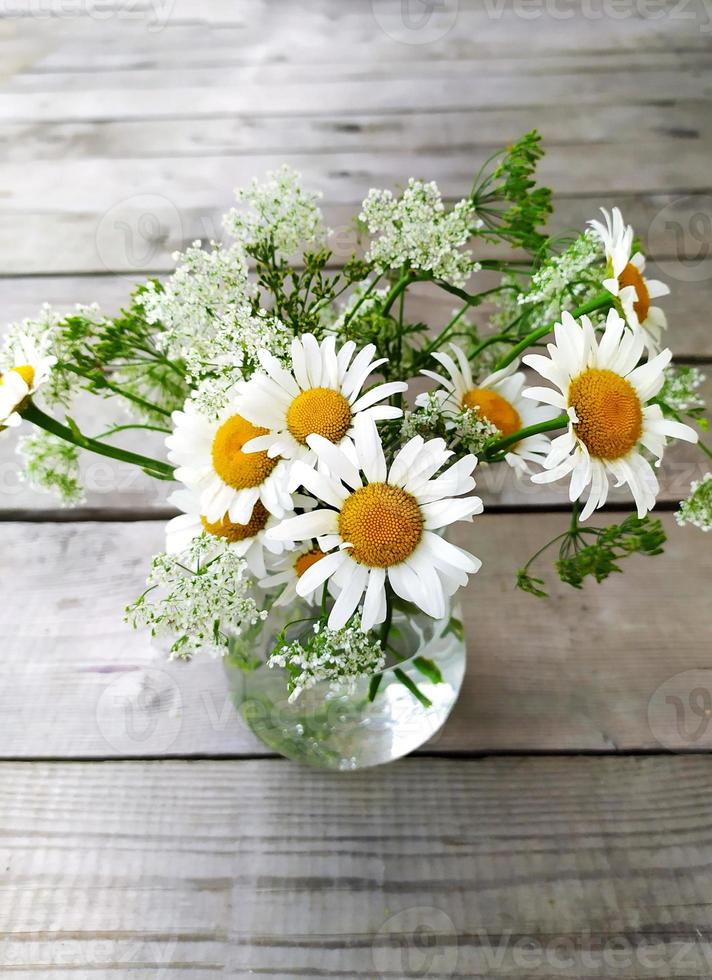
<box><xmin>1</xmin><ymin>512</ymin><xmax>710</xmax><ymax>759</ymax></box>
<box><xmin>2</xmin><ymin>756</ymin><xmax>712</xmax><ymax>977</ymax></box>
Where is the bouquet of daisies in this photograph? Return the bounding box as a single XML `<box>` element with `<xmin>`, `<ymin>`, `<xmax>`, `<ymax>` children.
<box><xmin>3</xmin><ymin>132</ymin><xmax>709</xmax><ymax>702</ymax></box>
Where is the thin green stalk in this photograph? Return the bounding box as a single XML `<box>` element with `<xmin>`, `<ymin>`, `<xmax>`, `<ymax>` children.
<box><xmin>60</xmin><ymin>363</ymin><xmax>173</xmax><ymax>418</ymax></box>
<box><xmin>382</xmin><ymin>270</ymin><xmax>417</xmax><ymax>316</ymax></box>
<box><xmin>493</xmin><ymin>291</ymin><xmax>612</xmax><ymax>371</ymax></box>
<box><xmin>698</xmin><ymin>439</ymin><xmax>712</xmax><ymax>461</ymax></box>
<box><xmin>21</xmin><ymin>402</ymin><xmax>175</xmax><ymax>480</ymax></box>
<box><xmin>484</xmin><ymin>412</ymin><xmax>569</xmax><ymax>458</ymax></box>
<box><xmin>95</xmin><ymin>423</ymin><xmax>172</xmax><ymax>438</ymax></box>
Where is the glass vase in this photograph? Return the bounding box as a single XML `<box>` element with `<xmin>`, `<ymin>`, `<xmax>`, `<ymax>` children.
<box><xmin>224</xmin><ymin>599</ymin><xmax>466</xmax><ymax>770</ymax></box>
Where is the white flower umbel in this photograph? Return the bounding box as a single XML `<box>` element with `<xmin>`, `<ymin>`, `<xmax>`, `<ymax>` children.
<box><xmin>126</xmin><ymin>535</ymin><xmax>265</xmax><ymax>660</ymax></box>
<box><xmin>167</xmin><ymin>396</ymin><xmax>294</xmax><ymax>525</ymax></box>
<box><xmin>268</xmin><ymin>619</ymin><xmax>385</xmax><ymax>703</ymax></box>
<box><xmin>0</xmin><ymin>333</ymin><xmax>56</xmax><ymax>432</ymax></box>
<box><xmin>259</xmin><ymin>545</ymin><xmax>330</xmax><ymax>607</ymax></box>
<box><xmin>267</xmin><ymin>414</ymin><xmax>482</xmax><ymax>632</ymax></box>
<box><xmin>142</xmin><ymin>240</ymin><xmax>290</xmax><ymax>412</ymax></box>
<box><xmin>419</xmin><ymin>343</ymin><xmax>554</xmax><ymax>474</ymax></box>
<box><xmin>676</xmin><ymin>474</ymin><xmax>712</xmax><ymax>532</ymax></box>
<box><xmin>166</xmin><ymin>488</ymin><xmax>288</xmax><ymax>578</ymax></box>
<box><xmin>17</xmin><ymin>430</ymin><xmax>84</xmax><ymax>506</ymax></box>
<box><xmin>589</xmin><ymin>207</ymin><xmax>669</xmax><ymax>353</ymax></box>
<box><xmin>360</xmin><ymin>179</ymin><xmax>479</xmax><ymax>287</ymax></box>
<box><xmin>523</xmin><ymin>309</ymin><xmax>698</xmax><ymax>520</ymax></box>
<box><xmin>235</xmin><ymin>334</ymin><xmax>406</xmax><ymax>463</ymax></box>
<box><xmin>223</xmin><ymin>165</ymin><xmax>327</xmax><ymax>257</ymax></box>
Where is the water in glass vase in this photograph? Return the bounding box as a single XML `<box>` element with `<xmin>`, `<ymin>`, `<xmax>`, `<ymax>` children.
<box><xmin>224</xmin><ymin>600</ymin><xmax>466</xmax><ymax>770</ymax></box>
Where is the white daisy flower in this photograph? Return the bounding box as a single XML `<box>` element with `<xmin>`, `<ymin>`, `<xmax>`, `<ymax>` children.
<box><xmin>419</xmin><ymin>343</ymin><xmax>554</xmax><ymax>473</ymax></box>
<box><xmin>166</xmin><ymin>396</ymin><xmax>293</xmax><ymax>525</ymax></box>
<box><xmin>259</xmin><ymin>545</ymin><xmax>330</xmax><ymax>607</ymax></box>
<box><xmin>589</xmin><ymin>207</ymin><xmax>670</xmax><ymax>353</ymax></box>
<box><xmin>0</xmin><ymin>334</ymin><xmax>56</xmax><ymax>431</ymax></box>
<box><xmin>234</xmin><ymin>334</ymin><xmax>406</xmax><ymax>462</ymax></box>
<box><xmin>267</xmin><ymin>414</ymin><xmax>483</xmax><ymax>632</ymax></box>
<box><xmin>165</xmin><ymin>488</ymin><xmax>287</xmax><ymax>578</ymax></box>
<box><xmin>523</xmin><ymin>309</ymin><xmax>698</xmax><ymax>520</ymax></box>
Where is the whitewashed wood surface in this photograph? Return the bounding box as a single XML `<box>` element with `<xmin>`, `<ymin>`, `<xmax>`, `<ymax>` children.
<box><xmin>1</xmin><ymin>3</ymin><xmax>711</xmax><ymax>977</ymax></box>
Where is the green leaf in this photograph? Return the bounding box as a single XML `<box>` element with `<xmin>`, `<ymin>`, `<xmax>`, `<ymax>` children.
<box><xmin>394</xmin><ymin>668</ymin><xmax>432</xmax><ymax>709</ymax></box>
<box><xmin>413</xmin><ymin>656</ymin><xmax>443</xmax><ymax>685</ymax></box>
<box><xmin>516</xmin><ymin>569</ymin><xmax>549</xmax><ymax>598</ymax></box>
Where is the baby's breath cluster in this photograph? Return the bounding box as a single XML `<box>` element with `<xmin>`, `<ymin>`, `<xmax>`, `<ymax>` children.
<box><xmin>676</xmin><ymin>474</ymin><xmax>712</xmax><ymax>532</ymax></box>
<box><xmin>223</xmin><ymin>164</ymin><xmax>327</xmax><ymax>257</ymax></box>
<box><xmin>126</xmin><ymin>535</ymin><xmax>265</xmax><ymax>660</ymax></box>
<box><xmin>268</xmin><ymin>619</ymin><xmax>385</xmax><ymax>702</ymax></box>
<box><xmin>360</xmin><ymin>179</ymin><xmax>479</xmax><ymax>286</ymax></box>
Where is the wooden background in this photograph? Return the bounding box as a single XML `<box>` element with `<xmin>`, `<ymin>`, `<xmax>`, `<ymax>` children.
<box><xmin>1</xmin><ymin>2</ymin><xmax>712</xmax><ymax>976</ymax></box>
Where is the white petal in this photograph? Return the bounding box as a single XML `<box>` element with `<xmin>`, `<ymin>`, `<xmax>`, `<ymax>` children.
<box><xmin>328</xmin><ymin>561</ymin><xmax>369</xmax><ymax>629</ymax></box>
<box><xmin>353</xmin><ymin>413</ymin><xmax>386</xmax><ymax>483</ymax></box>
<box><xmin>361</xmin><ymin>567</ymin><xmax>387</xmax><ymax>631</ymax></box>
<box><xmin>350</xmin><ymin>380</ymin><xmax>407</xmax><ymax>413</ymax></box>
<box><xmin>307</xmin><ymin>434</ymin><xmax>362</xmax><ymax>489</ymax></box>
<box><xmin>268</xmin><ymin>509</ymin><xmax>339</xmax><ymax>542</ymax></box>
<box><xmin>296</xmin><ymin>549</ymin><xmax>348</xmax><ymax>598</ymax></box>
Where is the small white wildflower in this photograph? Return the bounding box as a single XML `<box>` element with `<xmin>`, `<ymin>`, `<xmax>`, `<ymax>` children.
<box><xmin>660</xmin><ymin>365</ymin><xmax>707</xmax><ymax>414</ymax></box>
<box><xmin>268</xmin><ymin>618</ymin><xmax>385</xmax><ymax>702</ymax></box>
<box><xmin>676</xmin><ymin>473</ymin><xmax>712</xmax><ymax>532</ymax></box>
<box><xmin>223</xmin><ymin>165</ymin><xmax>327</xmax><ymax>257</ymax></box>
<box><xmin>141</xmin><ymin>241</ymin><xmax>289</xmax><ymax>397</ymax></box>
<box><xmin>360</xmin><ymin>179</ymin><xmax>478</xmax><ymax>287</ymax></box>
<box><xmin>17</xmin><ymin>431</ymin><xmax>84</xmax><ymax>506</ymax></box>
<box><xmin>126</xmin><ymin>534</ymin><xmax>265</xmax><ymax>660</ymax></box>
<box><xmin>401</xmin><ymin>390</ymin><xmax>499</xmax><ymax>455</ymax></box>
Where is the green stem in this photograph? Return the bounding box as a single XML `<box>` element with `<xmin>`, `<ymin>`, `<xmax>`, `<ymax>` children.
<box><xmin>698</xmin><ymin>439</ymin><xmax>712</xmax><ymax>461</ymax></box>
<box><xmin>95</xmin><ymin>423</ymin><xmax>171</xmax><ymax>438</ymax></box>
<box><xmin>493</xmin><ymin>291</ymin><xmax>612</xmax><ymax>371</ymax></box>
<box><xmin>485</xmin><ymin>412</ymin><xmax>569</xmax><ymax>458</ymax></box>
<box><xmin>382</xmin><ymin>271</ymin><xmax>418</xmax><ymax>316</ymax></box>
<box><xmin>60</xmin><ymin>363</ymin><xmax>173</xmax><ymax>418</ymax></box>
<box><xmin>21</xmin><ymin>402</ymin><xmax>175</xmax><ymax>480</ymax></box>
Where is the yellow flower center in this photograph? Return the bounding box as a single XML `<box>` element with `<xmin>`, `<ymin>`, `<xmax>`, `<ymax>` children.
<box><xmin>294</xmin><ymin>548</ymin><xmax>326</xmax><ymax>578</ymax></box>
<box><xmin>338</xmin><ymin>482</ymin><xmax>423</xmax><ymax>568</ymax></box>
<box><xmin>200</xmin><ymin>501</ymin><xmax>269</xmax><ymax>542</ymax></box>
<box><xmin>618</xmin><ymin>261</ymin><xmax>650</xmax><ymax>322</ymax></box>
<box><xmin>0</xmin><ymin>364</ymin><xmax>35</xmax><ymax>389</ymax></box>
<box><xmin>462</xmin><ymin>388</ymin><xmax>521</xmax><ymax>438</ymax></box>
<box><xmin>286</xmin><ymin>387</ymin><xmax>352</xmax><ymax>445</ymax></box>
<box><xmin>568</xmin><ymin>368</ymin><xmax>643</xmax><ymax>460</ymax></box>
<box><xmin>211</xmin><ymin>414</ymin><xmax>278</xmax><ymax>490</ymax></box>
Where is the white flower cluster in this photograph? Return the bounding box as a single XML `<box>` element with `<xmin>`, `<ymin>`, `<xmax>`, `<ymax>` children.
<box><xmin>223</xmin><ymin>164</ymin><xmax>327</xmax><ymax>257</ymax></box>
<box><xmin>141</xmin><ymin>240</ymin><xmax>290</xmax><ymax>415</ymax></box>
<box><xmin>360</xmin><ymin>179</ymin><xmax>479</xmax><ymax>286</ymax></box>
<box><xmin>126</xmin><ymin>535</ymin><xmax>265</xmax><ymax>660</ymax></box>
<box><xmin>17</xmin><ymin>431</ymin><xmax>84</xmax><ymax>506</ymax></box>
<box><xmin>520</xmin><ymin>231</ymin><xmax>603</xmax><ymax>311</ymax></box>
<box><xmin>268</xmin><ymin>618</ymin><xmax>385</xmax><ymax>702</ymax></box>
<box><xmin>1</xmin><ymin>304</ymin><xmax>68</xmax><ymax>403</ymax></box>
<box><xmin>400</xmin><ymin>390</ymin><xmax>499</xmax><ymax>455</ymax></box>
<box><xmin>660</xmin><ymin>365</ymin><xmax>707</xmax><ymax>414</ymax></box>
<box><xmin>676</xmin><ymin>474</ymin><xmax>712</xmax><ymax>532</ymax></box>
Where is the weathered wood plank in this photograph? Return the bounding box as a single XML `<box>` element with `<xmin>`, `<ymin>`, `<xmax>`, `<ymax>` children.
<box><xmin>3</xmin><ymin>105</ymin><xmax>709</xmax><ymax>162</ymax></box>
<box><xmin>1</xmin><ymin>72</ymin><xmax>710</xmax><ymax>123</ymax></box>
<box><xmin>2</xmin><ymin>756</ymin><xmax>712</xmax><ymax>977</ymax></box>
<box><xmin>0</xmin><ymin>512</ymin><xmax>710</xmax><ymax>759</ymax></box>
